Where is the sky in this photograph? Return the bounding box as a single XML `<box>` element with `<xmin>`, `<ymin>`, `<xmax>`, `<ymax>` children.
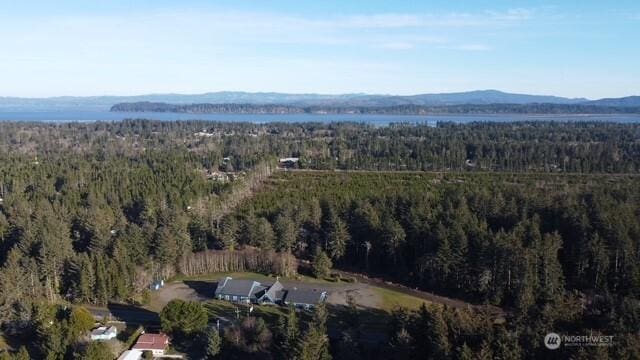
<box><xmin>0</xmin><ymin>0</ymin><xmax>639</xmax><ymax>99</ymax></box>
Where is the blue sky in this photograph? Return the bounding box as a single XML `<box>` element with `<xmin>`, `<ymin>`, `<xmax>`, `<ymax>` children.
<box><xmin>0</xmin><ymin>0</ymin><xmax>639</xmax><ymax>98</ymax></box>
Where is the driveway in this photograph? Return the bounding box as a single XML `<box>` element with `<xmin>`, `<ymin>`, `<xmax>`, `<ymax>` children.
<box><xmin>149</xmin><ymin>278</ymin><xmax>381</xmax><ymax>311</ymax></box>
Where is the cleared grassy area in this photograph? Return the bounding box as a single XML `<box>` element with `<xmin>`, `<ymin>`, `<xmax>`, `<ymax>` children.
<box><xmin>204</xmin><ymin>299</ymin><xmax>288</xmax><ymax>325</ymax></box>
<box><xmin>374</xmin><ymin>287</ymin><xmax>431</xmax><ymax>311</ymax></box>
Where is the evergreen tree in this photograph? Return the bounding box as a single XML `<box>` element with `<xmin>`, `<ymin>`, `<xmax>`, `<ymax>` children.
<box><xmin>68</xmin><ymin>306</ymin><xmax>95</xmax><ymax>339</ymax></box>
<box><xmin>327</xmin><ymin>216</ymin><xmax>349</xmax><ymax>261</ymax></box>
<box><xmin>297</xmin><ymin>305</ymin><xmax>331</xmax><ymax>360</ymax></box>
<box><xmin>219</xmin><ymin>216</ymin><xmax>239</xmax><ymax>250</ymax></box>
<box><xmin>80</xmin><ymin>341</ymin><xmax>113</xmax><ymax>360</ymax></box>
<box><xmin>274</xmin><ymin>213</ymin><xmax>297</xmax><ymax>252</ymax></box>
<box><xmin>206</xmin><ymin>328</ymin><xmax>222</xmax><ymax>359</ymax></box>
<box><xmin>13</xmin><ymin>347</ymin><xmax>30</xmax><ymax>360</ymax></box>
<box><xmin>254</xmin><ymin>217</ymin><xmax>276</xmax><ymax>250</ymax></box>
<box><xmin>277</xmin><ymin>306</ymin><xmax>300</xmax><ymax>360</ymax></box>
<box><xmin>160</xmin><ymin>300</ymin><xmax>208</xmax><ymax>338</ymax></box>
<box><xmin>388</xmin><ymin>328</ymin><xmax>413</xmax><ymax>360</ymax></box>
<box><xmin>312</xmin><ymin>248</ymin><xmax>332</xmax><ymax>279</ymax></box>
<box><xmin>423</xmin><ymin>306</ymin><xmax>451</xmax><ymax>359</ymax></box>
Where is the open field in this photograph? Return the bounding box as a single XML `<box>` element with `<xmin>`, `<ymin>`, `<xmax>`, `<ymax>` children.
<box><xmin>374</xmin><ymin>287</ymin><xmax>432</xmax><ymax>311</ymax></box>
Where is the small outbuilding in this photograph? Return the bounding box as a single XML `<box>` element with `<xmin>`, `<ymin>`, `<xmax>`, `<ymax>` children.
<box><xmin>90</xmin><ymin>326</ymin><xmax>117</xmax><ymax>341</ymax></box>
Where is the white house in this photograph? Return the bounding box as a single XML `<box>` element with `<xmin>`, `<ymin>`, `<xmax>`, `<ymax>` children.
<box><xmin>117</xmin><ymin>350</ymin><xmax>142</xmax><ymax>360</ymax></box>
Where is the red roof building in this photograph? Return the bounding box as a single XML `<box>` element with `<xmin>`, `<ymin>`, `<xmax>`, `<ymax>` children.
<box><xmin>132</xmin><ymin>333</ymin><xmax>170</xmax><ymax>355</ymax></box>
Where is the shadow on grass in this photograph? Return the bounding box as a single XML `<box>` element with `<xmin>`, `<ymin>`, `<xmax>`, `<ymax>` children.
<box><xmin>184</xmin><ymin>280</ymin><xmax>217</xmax><ymax>299</ymax></box>
<box><xmin>107</xmin><ymin>303</ymin><xmax>160</xmax><ymax>326</ymax></box>
<box><xmin>0</xmin><ymin>325</ymin><xmax>32</xmax><ymax>354</ymax></box>
<box><xmin>326</xmin><ymin>304</ymin><xmax>391</xmax><ymax>345</ymax></box>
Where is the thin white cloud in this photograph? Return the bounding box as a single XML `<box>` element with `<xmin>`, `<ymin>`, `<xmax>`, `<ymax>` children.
<box><xmin>378</xmin><ymin>42</ymin><xmax>415</xmax><ymax>50</ymax></box>
<box><xmin>485</xmin><ymin>8</ymin><xmax>533</xmax><ymax>21</ymax></box>
<box><xmin>447</xmin><ymin>44</ymin><xmax>492</xmax><ymax>52</ymax></box>
<box><xmin>329</xmin><ymin>9</ymin><xmax>532</xmax><ymax>28</ymax></box>
<box><xmin>1</xmin><ymin>9</ymin><xmax>513</xmax><ymax>53</ymax></box>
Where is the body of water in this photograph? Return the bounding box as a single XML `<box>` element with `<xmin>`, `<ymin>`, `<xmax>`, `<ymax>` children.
<box><xmin>0</xmin><ymin>111</ymin><xmax>639</xmax><ymax>125</ymax></box>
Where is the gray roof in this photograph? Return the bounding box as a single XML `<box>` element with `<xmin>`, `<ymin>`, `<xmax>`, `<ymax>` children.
<box><xmin>214</xmin><ymin>277</ymin><xmax>261</xmax><ymax>297</ymax></box>
<box><xmin>250</xmin><ymin>284</ymin><xmax>268</xmax><ymax>298</ymax></box>
<box><xmin>275</xmin><ymin>290</ymin><xmax>286</xmax><ymax>301</ymax></box>
<box><xmin>284</xmin><ymin>288</ymin><xmax>327</xmax><ymax>305</ymax></box>
<box><xmin>257</xmin><ymin>280</ymin><xmax>284</xmax><ymax>302</ymax></box>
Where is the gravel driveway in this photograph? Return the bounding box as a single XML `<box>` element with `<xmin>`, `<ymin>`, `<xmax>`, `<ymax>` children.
<box><xmin>149</xmin><ymin>278</ymin><xmax>380</xmax><ymax>310</ymax></box>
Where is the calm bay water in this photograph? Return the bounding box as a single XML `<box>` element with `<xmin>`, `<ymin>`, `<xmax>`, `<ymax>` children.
<box><xmin>0</xmin><ymin>111</ymin><xmax>639</xmax><ymax>125</ymax></box>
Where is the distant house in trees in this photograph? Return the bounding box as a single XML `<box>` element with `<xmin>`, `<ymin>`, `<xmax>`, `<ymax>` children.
<box><xmin>279</xmin><ymin>157</ymin><xmax>300</xmax><ymax>168</ymax></box>
<box><xmin>214</xmin><ymin>277</ymin><xmax>326</xmax><ymax>309</ymax></box>
<box><xmin>90</xmin><ymin>326</ymin><xmax>117</xmax><ymax>341</ymax></box>
<box><xmin>207</xmin><ymin>171</ymin><xmax>230</xmax><ymax>182</ymax></box>
<box><xmin>132</xmin><ymin>333</ymin><xmax>170</xmax><ymax>356</ymax></box>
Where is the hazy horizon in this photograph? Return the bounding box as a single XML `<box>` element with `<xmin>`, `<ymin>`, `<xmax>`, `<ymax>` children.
<box><xmin>0</xmin><ymin>89</ymin><xmax>637</xmax><ymax>101</ymax></box>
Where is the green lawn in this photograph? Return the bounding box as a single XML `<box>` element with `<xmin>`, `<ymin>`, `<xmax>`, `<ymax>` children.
<box><xmin>374</xmin><ymin>287</ymin><xmax>431</xmax><ymax>311</ymax></box>
<box><xmin>204</xmin><ymin>299</ymin><xmax>288</xmax><ymax>325</ymax></box>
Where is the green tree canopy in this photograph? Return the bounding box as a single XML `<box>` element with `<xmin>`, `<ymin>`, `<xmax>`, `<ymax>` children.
<box><xmin>160</xmin><ymin>299</ymin><xmax>208</xmax><ymax>338</ymax></box>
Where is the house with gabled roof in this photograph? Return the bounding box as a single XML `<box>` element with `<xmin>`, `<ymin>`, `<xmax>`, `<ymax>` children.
<box><xmin>131</xmin><ymin>333</ymin><xmax>170</xmax><ymax>356</ymax></box>
<box><xmin>214</xmin><ymin>277</ymin><xmax>264</xmax><ymax>304</ymax></box>
<box><xmin>214</xmin><ymin>277</ymin><xmax>327</xmax><ymax>309</ymax></box>
<box><xmin>254</xmin><ymin>279</ymin><xmax>285</xmax><ymax>305</ymax></box>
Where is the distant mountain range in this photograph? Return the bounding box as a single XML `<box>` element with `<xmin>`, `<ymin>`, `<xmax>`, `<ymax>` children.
<box><xmin>1</xmin><ymin>90</ymin><xmax>640</xmax><ymax>112</ymax></box>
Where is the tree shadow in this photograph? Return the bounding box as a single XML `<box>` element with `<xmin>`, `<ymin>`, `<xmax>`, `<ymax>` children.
<box><xmin>326</xmin><ymin>304</ymin><xmax>391</xmax><ymax>345</ymax></box>
<box><xmin>106</xmin><ymin>303</ymin><xmax>160</xmax><ymax>325</ymax></box>
<box><xmin>0</xmin><ymin>324</ymin><xmax>33</xmax><ymax>354</ymax></box>
<box><xmin>184</xmin><ymin>280</ymin><xmax>217</xmax><ymax>299</ymax></box>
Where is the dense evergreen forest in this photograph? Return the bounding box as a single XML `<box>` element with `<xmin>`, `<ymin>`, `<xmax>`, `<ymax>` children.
<box><xmin>227</xmin><ymin>171</ymin><xmax>640</xmax><ymax>357</ymax></box>
<box><xmin>0</xmin><ymin>120</ymin><xmax>639</xmax><ymax>358</ymax></box>
<box><xmin>111</xmin><ymin>101</ymin><xmax>640</xmax><ymax>115</ymax></box>
<box><xmin>3</xmin><ymin>120</ymin><xmax>639</xmax><ymax>173</ymax></box>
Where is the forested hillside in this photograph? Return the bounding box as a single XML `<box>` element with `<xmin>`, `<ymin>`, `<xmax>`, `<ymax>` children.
<box><xmin>0</xmin><ymin>120</ymin><xmax>639</xmax><ymax>358</ymax></box>
<box><xmin>110</xmin><ymin>101</ymin><xmax>640</xmax><ymax>115</ymax></box>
